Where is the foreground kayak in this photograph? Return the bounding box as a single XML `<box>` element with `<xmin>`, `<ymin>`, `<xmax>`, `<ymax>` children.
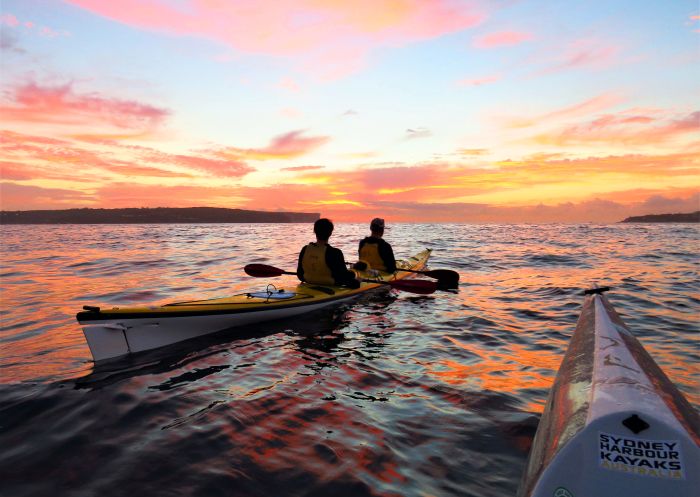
<box><xmin>518</xmin><ymin>288</ymin><xmax>699</xmax><ymax>497</ymax></box>
<box><xmin>77</xmin><ymin>249</ymin><xmax>431</xmax><ymax>362</ymax></box>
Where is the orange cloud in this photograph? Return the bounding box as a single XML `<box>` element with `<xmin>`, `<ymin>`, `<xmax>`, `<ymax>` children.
<box><xmin>94</xmin><ymin>183</ymin><xmax>248</xmax><ymax>208</ymax></box>
<box><xmin>0</xmin><ymin>81</ymin><xmax>169</xmax><ymax>129</ymax></box>
<box><xmin>0</xmin><ymin>161</ymin><xmax>36</xmax><ymax>181</ymax></box>
<box><xmin>473</xmin><ymin>30</ymin><xmax>532</xmax><ymax>48</ymax></box>
<box><xmin>65</xmin><ymin>0</ymin><xmax>486</xmax><ymax>78</ymax></box>
<box><xmin>217</xmin><ymin>130</ymin><xmax>330</xmax><ymax>161</ymax></box>
<box><xmin>457</xmin><ymin>148</ymin><xmax>489</xmax><ymax>156</ymax></box>
<box><xmin>0</xmin><ymin>130</ymin><xmax>251</xmax><ymax>181</ymax></box>
<box><xmin>0</xmin><ymin>181</ymin><xmax>94</xmax><ymax>210</ymax></box>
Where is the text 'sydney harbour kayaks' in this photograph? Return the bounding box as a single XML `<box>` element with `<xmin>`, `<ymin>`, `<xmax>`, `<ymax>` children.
<box><xmin>76</xmin><ymin>249</ymin><xmax>431</xmax><ymax>362</ymax></box>
<box><xmin>518</xmin><ymin>288</ymin><xmax>700</xmax><ymax>497</ymax></box>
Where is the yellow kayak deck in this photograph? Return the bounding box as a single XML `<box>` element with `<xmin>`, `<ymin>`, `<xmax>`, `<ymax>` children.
<box><xmin>77</xmin><ymin>249</ymin><xmax>431</xmax><ymax>321</ymax></box>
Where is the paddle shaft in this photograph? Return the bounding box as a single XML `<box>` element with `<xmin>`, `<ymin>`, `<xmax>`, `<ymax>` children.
<box><xmin>348</xmin><ymin>261</ymin><xmax>458</xmax><ymax>284</ymax></box>
<box><xmin>244</xmin><ymin>263</ymin><xmax>436</xmax><ymax>294</ymax></box>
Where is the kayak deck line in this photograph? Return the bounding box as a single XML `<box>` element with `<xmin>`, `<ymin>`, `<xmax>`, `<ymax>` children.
<box><xmin>518</xmin><ymin>288</ymin><xmax>699</xmax><ymax>497</ymax></box>
<box><xmin>76</xmin><ymin>249</ymin><xmax>431</xmax><ymax>362</ymax></box>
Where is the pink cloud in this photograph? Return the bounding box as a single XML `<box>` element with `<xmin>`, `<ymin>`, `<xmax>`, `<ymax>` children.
<box><xmin>505</xmin><ymin>93</ymin><xmax>623</xmax><ymax>128</ymax></box>
<box><xmin>146</xmin><ymin>152</ymin><xmax>254</xmax><ymax>178</ymax></box>
<box><xmin>64</xmin><ymin>0</ymin><xmax>486</xmax><ymax>78</ymax></box>
<box><xmin>281</xmin><ymin>165</ymin><xmax>325</xmax><ymax>172</ymax></box>
<box><xmin>533</xmin><ymin>109</ymin><xmax>700</xmax><ymax>146</ymax></box>
<box><xmin>0</xmin><ymin>14</ymin><xmax>20</xmax><ymax>27</ymax></box>
<box><xmin>473</xmin><ymin>30</ymin><xmax>532</xmax><ymax>48</ymax></box>
<box><xmin>0</xmin><ymin>13</ymin><xmax>69</xmax><ymax>37</ymax></box>
<box><xmin>0</xmin><ymin>81</ymin><xmax>169</xmax><ymax>129</ymax></box>
<box><xmin>218</xmin><ymin>130</ymin><xmax>330</xmax><ymax>160</ymax></box>
<box><xmin>277</xmin><ymin>77</ymin><xmax>301</xmax><ymax>93</ymax></box>
<box><xmin>543</xmin><ymin>93</ymin><xmax>623</xmax><ymax>121</ymax></box>
<box><xmin>458</xmin><ymin>74</ymin><xmax>500</xmax><ymax>86</ymax></box>
<box><xmin>537</xmin><ymin>38</ymin><xmax>621</xmax><ymax>75</ymax></box>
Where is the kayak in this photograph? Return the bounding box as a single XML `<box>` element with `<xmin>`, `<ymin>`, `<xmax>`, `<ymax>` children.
<box><xmin>76</xmin><ymin>249</ymin><xmax>431</xmax><ymax>362</ymax></box>
<box><xmin>517</xmin><ymin>287</ymin><xmax>700</xmax><ymax>497</ymax></box>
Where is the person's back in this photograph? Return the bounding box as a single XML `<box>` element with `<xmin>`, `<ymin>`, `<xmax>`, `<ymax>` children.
<box><xmin>358</xmin><ymin>218</ymin><xmax>396</xmax><ymax>273</ymax></box>
<box><xmin>298</xmin><ymin>218</ymin><xmax>360</xmax><ymax>288</ymax></box>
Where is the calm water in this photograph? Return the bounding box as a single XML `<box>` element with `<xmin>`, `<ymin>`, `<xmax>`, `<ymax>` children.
<box><xmin>1</xmin><ymin>223</ymin><xmax>698</xmax><ymax>497</ymax></box>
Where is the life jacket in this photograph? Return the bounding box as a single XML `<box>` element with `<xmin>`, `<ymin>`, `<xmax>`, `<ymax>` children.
<box><xmin>301</xmin><ymin>243</ymin><xmax>335</xmax><ymax>285</ymax></box>
<box><xmin>359</xmin><ymin>239</ymin><xmax>387</xmax><ymax>272</ymax></box>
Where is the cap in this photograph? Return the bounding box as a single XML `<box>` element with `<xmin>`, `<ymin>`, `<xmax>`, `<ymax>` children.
<box><xmin>370</xmin><ymin>217</ymin><xmax>385</xmax><ymax>230</ymax></box>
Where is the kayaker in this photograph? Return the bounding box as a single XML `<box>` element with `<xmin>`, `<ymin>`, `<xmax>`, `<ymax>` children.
<box><xmin>297</xmin><ymin>218</ymin><xmax>360</xmax><ymax>288</ymax></box>
<box><xmin>358</xmin><ymin>218</ymin><xmax>396</xmax><ymax>273</ymax></box>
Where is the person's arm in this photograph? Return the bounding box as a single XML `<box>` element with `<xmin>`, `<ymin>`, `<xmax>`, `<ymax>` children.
<box><xmin>297</xmin><ymin>246</ymin><xmax>306</xmax><ymax>282</ymax></box>
<box><xmin>326</xmin><ymin>246</ymin><xmax>347</xmax><ymax>283</ymax></box>
<box><xmin>380</xmin><ymin>240</ymin><xmax>397</xmax><ymax>273</ymax></box>
<box><xmin>327</xmin><ymin>247</ymin><xmax>360</xmax><ymax>288</ymax></box>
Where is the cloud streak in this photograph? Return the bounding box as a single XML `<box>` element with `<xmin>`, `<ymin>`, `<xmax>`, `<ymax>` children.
<box><xmin>217</xmin><ymin>130</ymin><xmax>330</xmax><ymax>161</ymax></box>
<box><xmin>473</xmin><ymin>30</ymin><xmax>532</xmax><ymax>48</ymax></box>
<box><xmin>0</xmin><ymin>81</ymin><xmax>170</xmax><ymax>130</ymax></box>
<box><xmin>532</xmin><ymin>109</ymin><xmax>700</xmax><ymax>146</ymax></box>
<box><xmin>64</xmin><ymin>0</ymin><xmax>486</xmax><ymax>78</ymax></box>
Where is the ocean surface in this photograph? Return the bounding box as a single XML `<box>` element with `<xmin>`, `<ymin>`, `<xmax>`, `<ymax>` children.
<box><xmin>1</xmin><ymin>223</ymin><xmax>698</xmax><ymax>497</ymax></box>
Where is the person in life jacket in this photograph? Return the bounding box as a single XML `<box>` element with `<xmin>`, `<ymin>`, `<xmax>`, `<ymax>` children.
<box><xmin>358</xmin><ymin>218</ymin><xmax>396</xmax><ymax>273</ymax></box>
<box><xmin>297</xmin><ymin>218</ymin><xmax>360</xmax><ymax>288</ymax></box>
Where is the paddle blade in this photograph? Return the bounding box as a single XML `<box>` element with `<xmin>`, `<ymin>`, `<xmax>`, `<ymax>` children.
<box><xmin>244</xmin><ymin>263</ymin><xmax>285</xmax><ymax>278</ymax></box>
<box><xmin>388</xmin><ymin>279</ymin><xmax>437</xmax><ymax>295</ymax></box>
<box><xmin>425</xmin><ymin>269</ymin><xmax>460</xmax><ymax>289</ymax></box>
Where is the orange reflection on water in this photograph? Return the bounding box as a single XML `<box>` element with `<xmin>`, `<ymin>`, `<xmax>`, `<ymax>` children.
<box><xmin>426</xmin><ymin>336</ymin><xmax>564</xmax><ymax>413</ymax></box>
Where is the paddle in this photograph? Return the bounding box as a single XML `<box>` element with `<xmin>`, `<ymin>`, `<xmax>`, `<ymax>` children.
<box><xmin>244</xmin><ymin>263</ymin><xmax>437</xmax><ymax>295</ymax></box>
<box><xmin>350</xmin><ymin>261</ymin><xmax>459</xmax><ymax>289</ymax></box>
<box><xmin>398</xmin><ymin>268</ymin><xmax>459</xmax><ymax>289</ymax></box>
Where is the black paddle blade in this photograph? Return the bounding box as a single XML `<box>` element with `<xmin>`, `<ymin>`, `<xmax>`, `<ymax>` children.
<box><xmin>244</xmin><ymin>263</ymin><xmax>285</xmax><ymax>277</ymax></box>
<box><xmin>388</xmin><ymin>279</ymin><xmax>437</xmax><ymax>295</ymax></box>
<box><xmin>424</xmin><ymin>269</ymin><xmax>459</xmax><ymax>288</ymax></box>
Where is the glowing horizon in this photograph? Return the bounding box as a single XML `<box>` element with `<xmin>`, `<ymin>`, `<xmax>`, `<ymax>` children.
<box><xmin>1</xmin><ymin>1</ymin><xmax>698</xmax><ymax>222</ymax></box>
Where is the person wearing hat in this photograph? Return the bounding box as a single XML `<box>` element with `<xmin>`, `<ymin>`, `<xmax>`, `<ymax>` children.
<box><xmin>358</xmin><ymin>218</ymin><xmax>396</xmax><ymax>273</ymax></box>
<box><xmin>297</xmin><ymin>218</ymin><xmax>360</xmax><ymax>288</ymax></box>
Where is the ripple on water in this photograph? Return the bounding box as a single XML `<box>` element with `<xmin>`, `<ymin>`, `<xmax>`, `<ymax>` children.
<box><xmin>0</xmin><ymin>223</ymin><xmax>698</xmax><ymax>497</ymax></box>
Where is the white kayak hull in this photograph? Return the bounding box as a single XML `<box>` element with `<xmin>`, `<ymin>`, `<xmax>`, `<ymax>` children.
<box><xmin>518</xmin><ymin>289</ymin><xmax>700</xmax><ymax>497</ymax></box>
<box><xmin>77</xmin><ymin>249</ymin><xmax>432</xmax><ymax>362</ymax></box>
<box><xmin>81</xmin><ymin>296</ymin><xmax>349</xmax><ymax>362</ymax></box>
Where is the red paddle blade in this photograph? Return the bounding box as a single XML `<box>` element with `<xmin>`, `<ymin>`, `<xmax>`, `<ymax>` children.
<box><xmin>244</xmin><ymin>263</ymin><xmax>285</xmax><ymax>277</ymax></box>
<box><xmin>388</xmin><ymin>279</ymin><xmax>437</xmax><ymax>294</ymax></box>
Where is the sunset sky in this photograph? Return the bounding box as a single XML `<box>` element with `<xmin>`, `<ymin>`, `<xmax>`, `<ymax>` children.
<box><xmin>1</xmin><ymin>1</ymin><xmax>698</xmax><ymax>222</ymax></box>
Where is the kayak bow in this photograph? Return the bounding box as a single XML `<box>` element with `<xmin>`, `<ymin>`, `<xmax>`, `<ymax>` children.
<box><xmin>518</xmin><ymin>288</ymin><xmax>700</xmax><ymax>497</ymax></box>
<box><xmin>76</xmin><ymin>249</ymin><xmax>431</xmax><ymax>362</ymax></box>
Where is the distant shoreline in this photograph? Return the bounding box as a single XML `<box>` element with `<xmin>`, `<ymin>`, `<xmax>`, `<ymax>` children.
<box><xmin>0</xmin><ymin>207</ymin><xmax>320</xmax><ymax>224</ymax></box>
<box><xmin>620</xmin><ymin>211</ymin><xmax>699</xmax><ymax>223</ymax></box>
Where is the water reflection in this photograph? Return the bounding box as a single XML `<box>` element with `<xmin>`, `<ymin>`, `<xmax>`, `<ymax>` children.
<box><xmin>1</xmin><ymin>223</ymin><xmax>698</xmax><ymax>497</ymax></box>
